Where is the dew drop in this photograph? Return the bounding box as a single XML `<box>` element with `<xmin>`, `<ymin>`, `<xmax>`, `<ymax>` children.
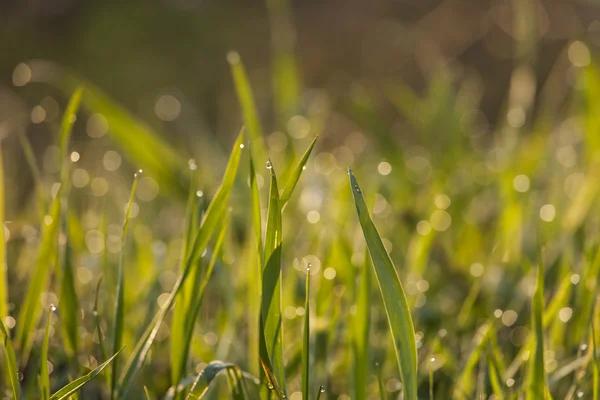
<box><xmin>267</xmin><ymin>383</ymin><xmax>274</xmax><ymax>390</ymax></box>
<box><xmin>17</xmin><ymin>371</ymin><xmax>24</xmax><ymax>381</ymax></box>
<box><xmin>239</xmin><ymin>143</ymin><xmax>245</xmax><ymax>149</ymax></box>
<box><xmin>430</xmin><ymin>357</ymin><xmax>436</xmax><ymax>363</ymax></box>
<box><xmin>577</xmin><ymin>391</ymin><xmax>584</xmax><ymax>398</ymax></box>
<box><xmin>92</xmin><ymin>310</ymin><xmax>99</xmax><ymax>317</ymax></box>
<box><xmin>354</xmin><ymin>185</ymin><xmax>361</xmax><ymax>193</ymax></box>
<box><xmin>306</xmin><ymin>263</ymin><xmax>312</xmax><ymax>272</ymax></box>
<box><xmin>302</xmin><ymin>165</ymin><xmax>306</xmax><ymax>170</ymax></box>
<box><xmin>196</xmin><ymin>190</ymin><xmax>203</xmax><ymax>198</ymax></box>
<box><xmin>266</xmin><ymin>160</ymin><xmax>272</xmax><ymax>169</ymax></box>
<box><xmin>581</xmin><ymin>344</ymin><xmax>588</xmax><ymax>351</ymax></box>
<box><xmin>50</xmin><ymin>304</ymin><xmax>57</xmax><ymax>312</ymax></box>
<box><xmin>188</xmin><ymin>159</ymin><xmax>197</xmax><ymax>171</ymax></box>
<box><xmin>319</xmin><ymin>386</ymin><xmax>325</xmax><ymax>393</ymax></box>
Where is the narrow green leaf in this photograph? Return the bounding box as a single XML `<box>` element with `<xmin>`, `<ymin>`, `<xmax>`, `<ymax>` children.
<box><xmin>593</xmin><ymin>299</ymin><xmax>599</xmax><ymax>400</ymax></box>
<box><xmin>353</xmin><ymin>255</ymin><xmax>371</xmax><ymax>400</ymax></box>
<box><xmin>111</xmin><ymin>170</ymin><xmax>141</xmax><ymax>399</ymax></box>
<box><xmin>526</xmin><ymin>259</ymin><xmax>546</xmax><ymax>400</ymax></box>
<box><xmin>17</xmin><ymin>131</ymin><xmax>47</xmax><ymax>217</ymax></box>
<box><xmin>280</xmin><ymin>135</ymin><xmax>318</xmax><ymax>206</ymax></box>
<box><xmin>453</xmin><ymin>323</ymin><xmax>492</xmax><ymax>399</ymax></box>
<box><xmin>40</xmin><ymin>308</ymin><xmax>54</xmax><ymax>400</ymax></box>
<box><xmin>228</xmin><ymin>52</ymin><xmax>266</xmax><ymax>164</ymax></box>
<box><xmin>50</xmin><ymin>349</ymin><xmax>122</xmax><ymax>400</ymax></box>
<box><xmin>347</xmin><ymin>169</ymin><xmax>417</xmax><ymax>400</ymax></box>
<box><xmin>0</xmin><ymin>142</ymin><xmax>7</xmax><ymax>321</ymax></box>
<box><xmin>0</xmin><ymin>318</ymin><xmax>19</xmax><ymax>399</ymax></box>
<box><xmin>248</xmin><ymin>147</ymin><xmax>262</xmax><ymax>377</ymax></box>
<box><xmin>261</xmin><ymin>160</ymin><xmax>287</xmax><ymax>398</ymax></box>
<box><xmin>17</xmin><ymin>87</ymin><xmax>83</xmax><ymax>360</ymax></box>
<box><xmin>117</xmin><ymin>130</ymin><xmax>244</xmax><ymax>399</ymax></box>
<box><xmin>59</xmin><ymin>227</ymin><xmax>78</xmax><ymax>356</ymax></box>
<box><xmin>302</xmin><ymin>268</ymin><xmax>310</xmax><ymax>399</ymax></box>
<box><xmin>93</xmin><ymin>278</ymin><xmax>108</xmax><ymax>367</ymax></box>
<box><xmin>185</xmin><ymin>361</ymin><xmax>241</xmax><ymax>400</ymax></box>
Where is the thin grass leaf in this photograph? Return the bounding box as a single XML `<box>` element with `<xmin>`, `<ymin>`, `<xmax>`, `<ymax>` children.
<box><xmin>49</xmin><ymin>349</ymin><xmax>122</xmax><ymax>400</ymax></box>
<box><xmin>593</xmin><ymin>298</ymin><xmax>599</xmax><ymax>400</ymax></box>
<box><xmin>248</xmin><ymin>147</ymin><xmax>262</xmax><ymax>376</ymax></box>
<box><xmin>353</xmin><ymin>255</ymin><xmax>371</xmax><ymax>400</ymax></box>
<box><xmin>17</xmin><ymin>131</ymin><xmax>47</xmax><ymax>217</ymax></box>
<box><xmin>261</xmin><ymin>160</ymin><xmax>287</xmax><ymax>398</ymax></box>
<box><xmin>280</xmin><ymin>135</ymin><xmax>318</xmax><ymax>206</ymax></box>
<box><xmin>111</xmin><ymin>170</ymin><xmax>141</xmax><ymax>399</ymax></box>
<box><xmin>488</xmin><ymin>352</ymin><xmax>505</xmax><ymax>400</ymax></box>
<box><xmin>117</xmin><ymin>130</ymin><xmax>244</xmax><ymax>399</ymax></box>
<box><xmin>59</xmin><ymin>227</ymin><xmax>78</xmax><ymax>356</ymax></box>
<box><xmin>17</xmin><ymin>88</ymin><xmax>83</xmax><ymax>360</ymax></box>
<box><xmin>228</xmin><ymin>52</ymin><xmax>266</xmax><ymax>164</ymax></box>
<box><xmin>347</xmin><ymin>169</ymin><xmax>417</xmax><ymax>400</ymax></box>
<box><xmin>185</xmin><ymin>361</ymin><xmax>235</xmax><ymax>399</ymax></box>
<box><xmin>0</xmin><ymin>142</ymin><xmax>6</xmax><ymax>322</ymax></box>
<box><xmin>302</xmin><ymin>268</ymin><xmax>310</xmax><ymax>399</ymax></box>
<box><xmin>453</xmin><ymin>323</ymin><xmax>492</xmax><ymax>399</ymax></box>
<box><xmin>40</xmin><ymin>308</ymin><xmax>54</xmax><ymax>400</ymax></box>
<box><xmin>0</xmin><ymin>318</ymin><xmax>19</xmax><ymax>399</ymax></box>
<box><xmin>316</xmin><ymin>386</ymin><xmax>325</xmax><ymax>400</ymax></box>
<box><xmin>526</xmin><ymin>259</ymin><xmax>546</xmax><ymax>400</ymax></box>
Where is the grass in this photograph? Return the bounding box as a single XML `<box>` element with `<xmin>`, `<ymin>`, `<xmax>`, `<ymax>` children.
<box><xmin>2</xmin><ymin>8</ymin><xmax>600</xmax><ymax>400</ymax></box>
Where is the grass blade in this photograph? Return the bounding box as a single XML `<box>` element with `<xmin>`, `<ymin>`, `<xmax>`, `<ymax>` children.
<box><xmin>526</xmin><ymin>258</ymin><xmax>546</xmax><ymax>400</ymax></box>
<box><xmin>347</xmin><ymin>169</ymin><xmax>417</xmax><ymax>400</ymax></box>
<box><xmin>50</xmin><ymin>349</ymin><xmax>122</xmax><ymax>400</ymax></box>
<box><xmin>110</xmin><ymin>170</ymin><xmax>141</xmax><ymax>398</ymax></box>
<box><xmin>93</xmin><ymin>278</ymin><xmax>108</xmax><ymax>363</ymax></box>
<box><xmin>280</xmin><ymin>135</ymin><xmax>318</xmax><ymax>206</ymax></box>
<box><xmin>248</xmin><ymin>147</ymin><xmax>262</xmax><ymax>376</ymax></box>
<box><xmin>228</xmin><ymin>52</ymin><xmax>266</xmax><ymax>164</ymax></box>
<box><xmin>17</xmin><ymin>87</ymin><xmax>83</xmax><ymax>360</ymax></box>
<box><xmin>261</xmin><ymin>160</ymin><xmax>287</xmax><ymax>398</ymax></box>
<box><xmin>0</xmin><ymin>142</ymin><xmax>6</xmax><ymax>322</ymax></box>
<box><xmin>0</xmin><ymin>318</ymin><xmax>19</xmax><ymax>399</ymax></box>
<box><xmin>302</xmin><ymin>268</ymin><xmax>310</xmax><ymax>399</ymax></box>
<box><xmin>353</xmin><ymin>255</ymin><xmax>371</xmax><ymax>400</ymax></box>
<box><xmin>40</xmin><ymin>307</ymin><xmax>54</xmax><ymax>400</ymax></box>
<box><xmin>117</xmin><ymin>130</ymin><xmax>244</xmax><ymax>398</ymax></box>
<box><xmin>593</xmin><ymin>298</ymin><xmax>599</xmax><ymax>400</ymax></box>
<box><xmin>453</xmin><ymin>323</ymin><xmax>492</xmax><ymax>399</ymax></box>
<box><xmin>59</xmin><ymin>226</ymin><xmax>79</xmax><ymax>356</ymax></box>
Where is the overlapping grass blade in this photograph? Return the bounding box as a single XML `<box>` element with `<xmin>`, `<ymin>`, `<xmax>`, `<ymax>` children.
<box><xmin>17</xmin><ymin>87</ymin><xmax>83</xmax><ymax>360</ymax></box>
<box><xmin>110</xmin><ymin>170</ymin><xmax>141</xmax><ymax>398</ymax></box>
<box><xmin>280</xmin><ymin>135</ymin><xmax>318</xmax><ymax>206</ymax></box>
<box><xmin>93</xmin><ymin>278</ymin><xmax>108</xmax><ymax>363</ymax></box>
<box><xmin>526</xmin><ymin>260</ymin><xmax>546</xmax><ymax>400</ymax></box>
<box><xmin>260</xmin><ymin>160</ymin><xmax>287</xmax><ymax>398</ymax></box>
<box><xmin>49</xmin><ymin>349</ymin><xmax>122</xmax><ymax>400</ymax></box>
<box><xmin>185</xmin><ymin>361</ymin><xmax>250</xmax><ymax>400</ymax></box>
<box><xmin>453</xmin><ymin>323</ymin><xmax>492</xmax><ymax>399</ymax></box>
<box><xmin>117</xmin><ymin>130</ymin><xmax>244</xmax><ymax>398</ymax></box>
<box><xmin>592</xmin><ymin>299</ymin><xmax>599</xmax><ymax>400</ymax></box>
<box><xmin>353</xmin><ymin>255</ymin><xmax>371</xmax><ymax>400</ymax></box>
<box><xmin>59</xmin><ymin>227</ymin><xmax>78</xmax><ymax>356</ymax></box>
<box><xmin>0</xmin><ymin>141</ymin><xmax>6</xmax><ymax>321</ymax></box>
<box><xmin>17</xmin><ymin>131</ymin><xmax>47</xmax><ymax>217</ymax></box>
<box><xmin>347</xmin><ymin>169</ymin><xmax>417</xmax><ymax>400</ymax></box>
<box><xmin>40</xmin><ymin>308</ymin><xmax>53</xmax><ymax>400</ymax></box>
<box><xmin>302</xmin><ymin>268</ymin><xmax>310</xmax><ymax>399</ymax></box>
<box><xmin>229</xmin><ymin>52</ymin><xmax>266</xmax><ymax>163</ymax></box>
<box><xmin>0</xmin><ymin>318</ymin><xmax>19</xmax><ymax>399</ymax></box>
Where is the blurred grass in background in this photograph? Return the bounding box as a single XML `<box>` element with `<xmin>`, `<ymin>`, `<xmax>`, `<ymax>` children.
<box><xmin>3</xmin><ymin>0</ymin><xmax>600</xmax><ymax>399</ymax></box>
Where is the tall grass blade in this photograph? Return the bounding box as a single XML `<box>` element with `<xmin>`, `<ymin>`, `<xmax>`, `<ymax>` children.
<box><xmin>280</xmin><ymin>135</ymin><xmax>318</xmax><ymax>206</ymax></box>
<box><xmin>347</xmin><ymin>169</ymin><xmax>417</xmax><ymax>400</ymax></box>
<box><xmin>0</xmin><ymin>142</ymin><xmax>6</xmax><ymax>321</ymax></box>
<box><xmin>185</xmin><ymin>361</ymin><xmax>245</xmax><ymax>400</ymax></box>
<box><xmin>59</xmin><ymin>227</ymin><xmax>78</xmax><ymax>356</ymax></box>
<box><xmin>40</xmin><ymin>308</ymin><xmax>54</xmax><ymax>400</ymax></box>
<box><xmin>353</xmin><ymin>255</ymin><xmax>371</xmax><ymax>400</ymax></box>
<box><xmin>228</xmin><ymin>52</ymin><xmax>266</xmax><ymax>164</ymax></box>
<box><xmin>17</xmin><ymin>87</ymin><xmax>83</xmax><ymax>360</ymax></box>
<box><xmin>0</xmin><ymin>318</ymin><xmax>19</xmax><ymax>399</ymax></box>
<box><xmin>302</xmin><ymin>268</ymin><xmax>310</xmax><ymax>399</ymax></box>
<box><xmin>17</xmin><ymin>131</ymin><xmax>47</xmax><ymax>216</ymax></box>
<box><xmin>50</xmin><ymin>349</ymin><xmax>122</xmax><ymax>400</ymax></box>
<box><xmin>526</xmin><ymin>259</ymin><xmax>546</xmax><ymax>400</ymax></box>
<box><xmin>110</xmin><ymin>170</ymin><xmax>141</xmax><ymax>399</ymax></box>
<box><xmin>117</xmin><ymin>130</ymin><xmax>244</xmax><ymax>398</ymax></box>
<box><xmin>592</xmin><ymin>298</ymin><xmax>599</xmax><ymax>400</ymax></box>
<box><xmin>453</xmin><ymin>323</ymin><xmax>491</xmax><ymax>399</ymax></box>
<box><xmin>261</xmin><ymin>160</ymin><xmax>287</xmax><ymax>397</ymax></box>
<box><xmin>248</xmin><ymin>148</ymin><xmax>262</xmax><ymax>376</ymax></box>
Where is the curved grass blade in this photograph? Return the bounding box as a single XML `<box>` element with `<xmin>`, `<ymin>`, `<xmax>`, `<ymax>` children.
<box><xmin>49</xmin><ymin>349</ymin><xmax>122</xmax><ymax>400</ymax></box>
<box><xmin>185</xmin><ymin>361</ymin><xmax>245</xmax><ymax>400</ymax></box>
<box><xmin>117</xmin><ymin>130</ymin><xmax>244</xmax><ymax>399</ymax></box>
<box><xmin>353</xmin><ymin>255</ymin><xmax>371</xmax><ymax>400</ymax></box>
<box><xmin>261</xmin><ymin>160</ymin><xmax>287</xmax><ymax>398</ymax></box>
<box><xmin>17</xmin><ymin>87</ymin><xmax>83</xmax><ymax>360</ymax></box>
<box><xmin>302</xmin><ymin>268</ymin><xmax>310</xmax><ymax>399</ymax></box>
<box><xmin>110</xmin><ymin>170</ymin><xmax>141</xmax><ymax>399</ymax></box>
<box><xmin>0</xmin><ymin>318</ymin><xmax>19</xmax><ymax>399</ymax></box>
<box><xmin>40</xmin><ymin>308</ymin><xmax>54</xmax><ymax>400</ymax></box>
<box><xmin>280</xmin><ymin>134</ymin><xmax>318</xmax><ymax>207</ymax></box>
<box><xmin>228</xmin><ymin>52</ymin><xmax>266</xmax><ymax>164</ymax></box>
<box><xmin>347</xmin><ymin>169</ymin><xmax>417</xmax><ymax>400</ymax></box>
<box><xmin>526</xmin><ymin>260</ymin><xmax>546</xmax><ymax>400</ymax></box>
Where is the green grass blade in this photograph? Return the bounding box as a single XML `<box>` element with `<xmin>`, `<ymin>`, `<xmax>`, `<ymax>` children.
<box><xmin>353</xmin><ymin>255</ymin><xmax>371</xmax><ymax>400</ymax></box>
<box><xmin>302</xmin><ymin>268</ymin><xmax>310</xmax><ymax>399</ymax></box>
<box><xmin>117</xmin><ymin>130</ymin><xmax>244</xmax><ymax>399</ymax></box>
<box><xmin>93</xmin><ymin>278</ymin><xmax>108</xmax><ymax>363</ymax></box>
<box><xmin>0</xmin><ymin>318</ymin><xmax>19</xmax><ymax>399</ymax></box>
<box><xmin>593</xmin><ymin>299</ymin><xmax>599</xmax><ymax>400</ymax></box>
<box><xmin>280</xmin><ymin>135</ymin><xmax>318</xmax><ymax>206</ymax></box>
<box><xmin>185</xmin><ymin>361</ymin><xmax>237</xmax><ymax>399</ymax></box>
<box><xmin>249</xmin><ymin>148</ymin><xmax>262</xmax><ymax>263</ymax></box>
<box><xmin>347</xmin><ymin>169</ymin><xmax>417</xmax><ymax>400</ymax></box>
<box><xmin>49</xmin><ymin>349</ymin><xmax>122</xmax><ymax>400</ymax></box>
<box><xmin>17</xmin><ymin>87</ymin><xmax>83</xmax><ymax>360</ymax></box>
<box><xmin>17</xmin><ymin>131</ymin><xmax>47</xmax><ymax>216</ymax></box>
<box><xmin>40</xmin><ymin>308</ymin><xmax>54</xmax><ymax>400</ymax></box>
<box><xmin>110</xmin><ymin>171</ymin><xmax>141</xmax><ymax>399</ymax></box>
<box><xmin>59</xmin><ymin>227</ymin><xmax>78</xmax><ymax>356</ymax></box>
<box><xmin>526</xmin><ymin>259</ymin><xmax>546</xmax><ymax>400</ymax></box>
<box><xmin>0</xmin><ymin>142</ymin><xmax>6</xmax><ymax>322</ymax></box>
<box><xmin>261</xmin><ymin>160</ymin><xmax>287</xmax><ymax>398</ymax></box>
<box><xmin>453</xmin><ymin>323</ymin><xmax>492</xmax><ymax>399</ymax></box>
<box><xmin>228</xmin><ymin>52</ymin><xmax>266</xmax><ymax>164</ymax></box>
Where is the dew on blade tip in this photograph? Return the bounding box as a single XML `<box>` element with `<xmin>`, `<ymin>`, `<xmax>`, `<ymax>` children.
<box><xmin>306</xmin><ymin>263</ymin><xmax>312</xmax><ymax>272</ymax></box>
<box><xmin>196</xmin><ymin>190</ymin><xmax>203</xmax><ymax>197</ymax></box>
<box><xmin>188</xmin><ymin>159</ymin><xmax>197</xmax><ymax>171</ymax></box>
<box><xmin>266</xmin><ymin>160</ymin><xmax>273</xmax><ymax>169</ymax></box>
<box><xmin>50</xmin><ymin>304</ymin><xmax>57</xmax><ymax>312</ymax></box>
<box><xmin>320</xmin><ymin>386</ymin><xmax>325</xmax><ymax>393</ymax></box>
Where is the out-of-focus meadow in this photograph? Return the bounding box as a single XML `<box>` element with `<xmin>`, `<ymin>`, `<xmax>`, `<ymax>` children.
<box><xmin>3</xmin><ymin>0</ymin><xmax>600</xmax><ymax>399</ymax></box>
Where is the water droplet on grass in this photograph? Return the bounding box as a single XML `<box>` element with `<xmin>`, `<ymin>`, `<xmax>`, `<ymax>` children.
<box><xmin>319</xmin><ymin>386</ymin><xmax>325</xmax><ymax>393</ymax></box>
<box><xmin>50</xmin><ymin>304</ymin><xmax>57</xmax><ymax>312</ymax></box>
<box><xmin>266</xmin><ymin>160</ymin><xmax>272</xmax><ymax>169</ymax></box>
<box><xmin>17</xmin><ymin>371</ymin><xmax>24</xmax><ymax>381</ymax></box>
